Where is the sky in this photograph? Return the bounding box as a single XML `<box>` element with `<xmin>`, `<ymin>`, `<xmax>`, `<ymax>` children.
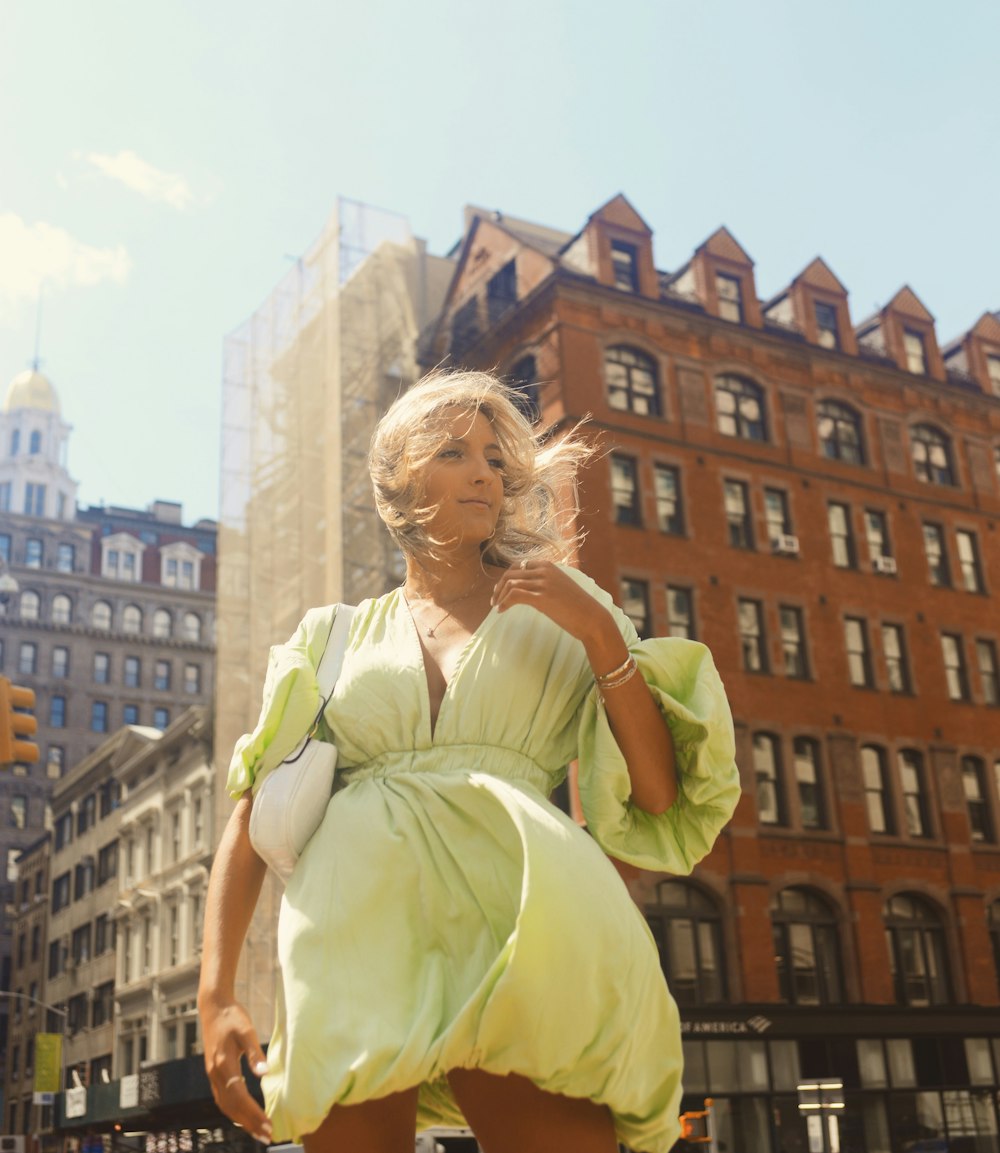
<box><xmin>1</xmin><ymin>0</ymin><xmax>998</xmax><ymax>526</ymax></box>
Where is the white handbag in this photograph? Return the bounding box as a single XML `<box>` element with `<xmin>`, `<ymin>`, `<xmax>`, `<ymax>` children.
<box><xmin>248</xmin><ymin>605</ymin><xmax>355</xmax><ymax>882</ymax></box>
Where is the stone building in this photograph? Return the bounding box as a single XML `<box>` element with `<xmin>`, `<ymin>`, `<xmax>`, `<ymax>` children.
<box><xmin>2</xmin><ymin>832</ymin><xmax>51</xmax><ymax>1137</ymax></box>
<box><xmin>0</xmin><ymin>365</ymin><xmax>217</xmax><ymax>1099</ymax></box>
<box><xmin>1</xmin><ymin>708</ymin><xmax>213</xmax><ymax>1143</ymax></box>
<box><xmin>426</xmin><ymin>194</ymin><xmax>1000</xmax><ymax>1153</ymax></box>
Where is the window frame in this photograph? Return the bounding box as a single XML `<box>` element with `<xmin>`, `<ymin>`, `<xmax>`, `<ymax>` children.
<box><xmin>604</xmin><ymin>345</ymin><xmax>661</xmax><ymax>417</ymax></box>
<box><xmin>911</xmin><ymin>424</ymin><xmax>956</xmax><ymax>487</ymax></box>
<box><xmin>862</xmin><ymin>745</ymin><xmax>894</xmax><ymax>835</ymax></box>
<box><xmin>884</xmin><ymin>893</ymin><xmax>951</xmax><ymax>1007</ymax></box>
<box><xmin>771</xmin><ymin>887</ymin><xmax>843</xmax><ymax>1005</ymax></box>
<box><xmin>956</xmin><ymin>530</ymin><xmax>984</xmax><ymax>593</ymax></box>
<box><xmin>715</xmin><ymin>376</ymin><xmax>767</xmax><ymax>442</ymax></box>
<box><xmin>940</xmin><ymin>633</ymin><xmax>970</xmax><ymax>702</ymax></box>
<box><xmin>715</xmin><ymin>272</ymin><xmax>744</xmax><ymax>323</ymax></box>
<box><xmin>620</xmin><ymin>578</ymin><xmax>651</xmax><ymax>640</ymax></box>
<box><xmin>644</xmin><ymin>881</ymin><xmax>727</xmax><ymax>1007</ymax></box>
<box><xmin>753</xmin><ymin>732</ymin><xmax>785</xmax><ymax>825</ymax></box>
<box><xmin>780</xmin><ymin>605</ymin><xmax>809</xmax><ymax>680</ymax></box>
<box><xmin>881</xmin><ymin>622</ymin><xmax>912</xmax><ymax>695</ymax></box>
<box><xmin>844</xmin><ymin>616</ymin><xmax>873</xmax><ymax>688</ymax></box>
<box><xmin>724</xmin><ymin>479</ymin><xmax>754</xmax><ymax>550</ymax></box>
<box><xmin>828</xmin><ymin>502</ymin><xmax>856</xmax><ymax>568</ymax></box>
<box><xmin>739</xmin><ymin>598</ymin><xmax>768</xmax><ymax>674</ymax></box>
<box><xmin>653</xmin><ymin>464</ymin><xmax>684</xmax><ymax>535</ymax></box>
<box><xmin>610</xmin><ymin>455</ymin><xmax>642</xmax><ymax>526</ymax></box>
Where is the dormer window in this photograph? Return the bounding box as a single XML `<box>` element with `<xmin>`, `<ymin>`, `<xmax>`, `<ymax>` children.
<box><xmin>903</xmin><ymin>330</ymin><xmax>927</xmax><ymax>375</ymax></box>
<box><xmin>987</xmin><ymin>354</ymin><xmax>1000</xmax><ymax>397</ymax></box>
<box><xmin>486</xmin><ymin>261</ymin><xmax>517</xmax><ymax>325</ymax></box>
<box><xmin>101</xmin><ymin>533</ymin><xmax>144</xmax><ymax>582</ymax></box>
<box><xmin>161</xmin><ymin>542</ymin><xmax>203</xmax><ymax>590</ymax></box>
<box><xmin>716</xmin><ymin>273</ymin><xmax>743</xmax><ymax>323</ymax></box>
<box><xmin>815</xmin><ymin>302</ymin><xmax>839</xmax><ymax>350</ymax></box>
<box><xmin>611</xmin><ymin>241</ymin><xmax>639</xmax><ymax>293</ymax></box>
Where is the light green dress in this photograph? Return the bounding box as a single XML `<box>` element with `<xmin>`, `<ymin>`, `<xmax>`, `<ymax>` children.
<box><xmin>227</xmin><ymin>566</ymin><xmax>740</xmax><ymax>1153</ymax></box>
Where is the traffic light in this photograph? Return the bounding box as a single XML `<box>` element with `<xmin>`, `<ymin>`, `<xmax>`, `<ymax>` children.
<box><xmin>0</xmin><ymin>678</ymin><xmax>39</xmax><ymax>766</ymax></box>
<box><xmin>680</xmin><ymin>1102</ymin><xmax>713</xmax><ymax>1143</ymax></box>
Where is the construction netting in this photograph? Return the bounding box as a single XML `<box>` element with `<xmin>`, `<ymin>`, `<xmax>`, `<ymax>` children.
<box><xmin>215</xmin><ymin>198</ymin><xmax>454</xmax><ymax>1031</ymax></box>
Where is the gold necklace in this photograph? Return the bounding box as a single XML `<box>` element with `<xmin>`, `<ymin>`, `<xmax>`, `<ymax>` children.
<box><xmin>404</xmin><ymin>577</ymin><xmax>489</xmax><ymax>639</ymax></box>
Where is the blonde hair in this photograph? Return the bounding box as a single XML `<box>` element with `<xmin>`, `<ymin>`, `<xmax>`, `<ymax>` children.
<box><xmin>369</xmin><ymin>370</ymin><xmax>591</xmax><ymax>566</ymax></box>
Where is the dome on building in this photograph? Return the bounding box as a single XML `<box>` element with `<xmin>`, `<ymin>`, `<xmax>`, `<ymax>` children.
<box><xmin>3</xmin><ymin>369</ymin><xmax>61</xmax><ymax>414</ymax></box>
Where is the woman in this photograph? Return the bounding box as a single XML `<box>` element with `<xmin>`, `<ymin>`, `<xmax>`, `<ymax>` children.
<box><xmin>198</xmin><ymin>371</ymin><xmax>741</xmax><ymax>1153</ymax></box>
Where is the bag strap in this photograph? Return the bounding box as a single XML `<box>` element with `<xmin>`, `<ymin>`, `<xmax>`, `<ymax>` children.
<box><xmin>315</xmin><ymin>603</ymin><xmax>356</xmax><ymax>704</ymax></box>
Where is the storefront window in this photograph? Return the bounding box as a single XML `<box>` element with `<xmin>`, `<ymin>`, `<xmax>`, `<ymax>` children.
<box><xmin>858</xmin><ymin>1039</ymin><xmax>889</xmax><ymax>1088</ymax></box>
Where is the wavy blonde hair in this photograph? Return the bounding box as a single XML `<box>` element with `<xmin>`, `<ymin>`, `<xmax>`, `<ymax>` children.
<box><xmin>369</xmin><ymin>370</ymin><xmax>591</xmax><ymax>566</ymax></box>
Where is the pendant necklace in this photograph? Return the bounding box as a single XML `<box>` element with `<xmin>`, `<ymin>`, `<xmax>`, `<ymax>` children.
<box><xmin>404</xmin><ymin>577</ymin><xmax>489</xmax><ymax>638</ymax></box>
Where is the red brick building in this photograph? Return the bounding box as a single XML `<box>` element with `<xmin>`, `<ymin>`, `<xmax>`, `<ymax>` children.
<box><xmin>427</xmin><ymin>196</ymin><xmax>1000</xmax><ymax>1153</ymax></box>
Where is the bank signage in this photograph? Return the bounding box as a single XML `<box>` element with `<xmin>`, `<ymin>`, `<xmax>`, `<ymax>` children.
<box><xmin>681</xmin><ymin>1016</ymin><xmax>774</xmax><ymax>1036</ymax></box>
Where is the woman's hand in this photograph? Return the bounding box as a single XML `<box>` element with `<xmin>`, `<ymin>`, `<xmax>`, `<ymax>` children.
<box><xmin>201</xmin><ymin>995</ymin><xmax>272</xmax><ymax>1143</ymax></box>
<box><xmin>494</xmin><ymin>559</ymin><xmax>677</xmax><ymax>815</ymax></box>
<box><xmin>491</xmin><ymin>560</ymin><xmax>616</xmax><ymax>650</ymax></box>
<box><xmin>198</xmin><ymin>795</ymin><xmax>271</xmax><ymax>1141</ymax></box>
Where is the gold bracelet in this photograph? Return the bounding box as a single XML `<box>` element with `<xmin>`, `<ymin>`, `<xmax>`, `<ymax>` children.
<box><xmin>595</xmin><ymin>654</ymin><xmax>635</xmax><ymax>686</ymax></box>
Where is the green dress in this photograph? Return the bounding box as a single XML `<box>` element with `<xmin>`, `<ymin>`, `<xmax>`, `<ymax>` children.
<box><xmin>227</xmin><ymin>565</ymin><xmax>740</xmax><ymax>1153</ymax></box>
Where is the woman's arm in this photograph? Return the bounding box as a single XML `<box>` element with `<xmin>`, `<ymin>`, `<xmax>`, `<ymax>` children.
<box><xmin>197</xmin><ymin>795</ymin><xmax>273</xmax><ymax>1143</ymax></box>
<box><xmin>492</xmin><ymin>562</ymin><xmax>676</xmax><ymax>815</ymax></box>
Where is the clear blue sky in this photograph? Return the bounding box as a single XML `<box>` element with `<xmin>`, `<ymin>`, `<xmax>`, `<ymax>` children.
<box><xmin>2</xmin><ymin>0</ymin><xmax>997</xmax><ymax>525</ymax></box>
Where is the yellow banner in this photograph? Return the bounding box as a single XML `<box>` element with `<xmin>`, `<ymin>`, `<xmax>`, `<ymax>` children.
<box><xmin>34</xmin><ymin>1033</ymin><xmax>62</xmax><ymax>1093</ymax></box>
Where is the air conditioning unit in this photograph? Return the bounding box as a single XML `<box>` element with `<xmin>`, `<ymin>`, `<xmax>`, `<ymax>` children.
<box><xmin>772</xmin><ymin>534</ymin><xmax>800</xmax><ymax>556</ymax></box>
<box><xmin>1</xmin><ymin>1136</ymin><xmax>27</xmax><ymax>1153</ymax></box>
<box><xmin>872</xmin><ymin>555</ymin><xmax>898</xmax><ymax>575</ymax></box>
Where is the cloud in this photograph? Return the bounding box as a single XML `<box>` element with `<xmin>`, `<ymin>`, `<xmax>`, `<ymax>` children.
<box><xmin>85</xmin><ymin>149</ymin><xmax>195</xmax><ymax>210</ymax></box>
<box><xmin>0</xmin><ymin>212</ymin><xmax>130</xmax><ymax>317</ymax></box>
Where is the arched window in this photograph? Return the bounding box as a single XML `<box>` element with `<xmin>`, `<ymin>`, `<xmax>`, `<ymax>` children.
<box><xmin>182</xmin><ymin>612</ymin><xmax>201</xmax><ymax>643</ymax></box>
<box><xmin>153</xmin><ymin>609</ymin><xmax>172</xmax><ymax>639</ymax></box>
<box><xmin>911</xmin><ymin>424</ymin><xmax>955</xmax><ymax>486</ymax></box>
<box><xmin>817</xmin><ymin>400</ymin><xmax>864</xmax><ymax>464</ymax></box>
<box><xmin>645</xmin><ymin>881</ymin><xmax>726</xmax><ymax>1006</ymax></box>
<box><xmin>715</xmin><ymin>376</ymin><xmax>767</xmax><ymax>442</ymax></box>
<box><xmin>771</xmin><ymin>887</ymin><xmax>842</xmax><ymax>1005</ymax></box>
<box><xmin>51</xmin><ymin>594</ymin><xmax>71</xmax><ymax>626</ymax></box>
<box><xmin>91</xmin><ymin>601</ymin><xmax>112</xmax><ymax>630</ymax></box>
<box><xmin>29</xmin><ymin>431</ymin><xmax>41</xmax><ymax>455</ymax></box>
<box><xmin>122</xmin><ymin>605</ymin><xmax>143</xmax><ymax>635</ymax></box>
<box><xmin>605</xmin><ymin>346</ymin><xmax>660</xmax><ymax>417</ymax></box>
<box><xmin>19</xmin><ymin>590</ymin><xmax>40</xmax><ymax>622</ymax></box>
<box><xmin>508</xmin><ymin>355</ymin><xmax>540</xmax><ymax>422</ymax></box>
<box><xmin>753</xmin><ymin>732</ymin><xmax>784</xmax><ymax>826</ymax></box>
<box><xmin>884</xmin><ymin>893</ymin><xmax>951</xmax><ymax>1006</ymax></box>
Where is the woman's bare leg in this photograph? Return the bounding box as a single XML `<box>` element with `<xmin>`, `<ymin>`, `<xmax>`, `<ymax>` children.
<box><xmin>447</xmin><ymin>1069</ymin><xmax>618</xmax><ymax>1153</ymax></box>
<box><xmin>301</xmin><ymin>1086</ymin><xmax>419</xmax><ymax>1153</ymax></box>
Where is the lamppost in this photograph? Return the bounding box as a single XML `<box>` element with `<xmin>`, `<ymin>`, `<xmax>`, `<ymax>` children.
<box><xmin>0</xmin><ymin>990</ymin><xmax>68</xmax><ymax>1149</ymax></box>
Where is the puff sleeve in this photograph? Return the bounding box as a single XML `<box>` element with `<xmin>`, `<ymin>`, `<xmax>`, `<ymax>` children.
<box><xmin>225</xmin><ymin>606</ymin><xmax>335</xmax><ymax>799</ymax></box>
<box><xmin>571</xmin><ymin>573</ymin><xmax>741</xmax><ymax>873</ymax></box>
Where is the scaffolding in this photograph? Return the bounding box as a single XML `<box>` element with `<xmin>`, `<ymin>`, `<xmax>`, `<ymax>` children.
<box><xmin>215</xmin><ymin>197</ymin><xmax>454</xmax><ymax>1031</ymax></box>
